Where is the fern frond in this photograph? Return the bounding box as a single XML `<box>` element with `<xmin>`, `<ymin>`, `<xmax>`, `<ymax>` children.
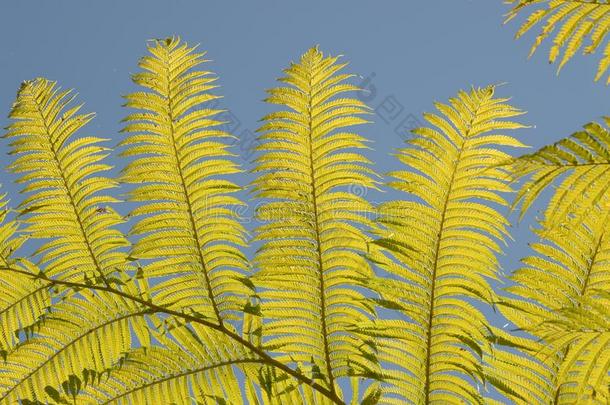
<box><xmin>75</xmin><ymin>323</ymin><xmax>254</xmax><ymax>404</ymax></box>
<box><xmin>370</xmin><ymin>86</ymin><xmax>527</xmax><ymax>404</ymax></box>
<box><xmin>1</xmin><ymin>78</ymin><xmax>150</xmax><ymax>403</ymax></box>
<box><xmin>537</xmin><ymin>293</ymin><xmax>610</xmax><ymax>404</ymax></box>
<box><xmin>506</xmin><ymin>0</ymin><xmax>610</xmax><ymax>82</ymax></box>
<box><xmin>120</xmin><ymin>37</ymin><xmax>248</xmax><ymax>325</ymax></box>
<box><xmin>251</xmin><ymin>47</ymin><xmax>380</xmax><ymax>397</ymax></box>
<box><xmin>510</xmin><ymin>117</ymin><xmax>610</xmax><ymax>231</ymax></box>
<box><xmin>5</xmin><ymin>78</ymin><xmax>128</xmax><ymax>283</ymax></box>
<box><xmin>0</xmin><ymin>291</ymin><xmax>145</xmax><ymax>403</ymax></box>
<box><xmin>497</xmin><ymin>202</ymin><xmax>610</xmax><ymax>403</ymax></box>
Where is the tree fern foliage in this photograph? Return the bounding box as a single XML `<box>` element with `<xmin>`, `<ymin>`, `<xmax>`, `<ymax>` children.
<box><xmin>506</xmin><ymin>0</ymin><xmax>610</xmax><ymax>82</ymax></box>
<box><xmin>120</xmin><ymin>37</ymin><xmax>249</xmax><ymax>325</ymax></box>
<box><xmin>492</xmin><ymin>202</ymin><xmax>610</xmax><ymax>404</ymax></box>
<box><xmin>369</xmin><ymin>86</ymin><xmax>527</xmax><ymax>404</ymax></box>
<box><xmin>251</xmin><ymin>47</ymin><xmax>380</xmax><ymax>399</ymax></box>
<box><xmin>510</xmin><ymin>117</ymin><xmax>610</xmax><ymax>231</ymax></box>
<box><xmin>0</xmin><ymin>35</ymin><xmax>609</xmax><ymax>404</ymax></box>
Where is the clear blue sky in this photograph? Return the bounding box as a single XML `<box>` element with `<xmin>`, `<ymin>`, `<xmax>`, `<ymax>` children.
<box><xmin>1</xmin><ymin>0</ymin><xmax>606</xmax><ymax>272</ymax></box>
<box><xmin>0</xmin><ymin>0</ymin><xmax>608</xmax><ymax>401</ymax></box>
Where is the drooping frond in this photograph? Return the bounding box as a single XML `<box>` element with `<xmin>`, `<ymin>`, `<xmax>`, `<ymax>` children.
<box><xmin>0</xmin><ymin>291</ymin><xmax>145</xmax><ymax>403</ymax></box>
<box><xmin>251</xmin><ymin>46</ymin><xmax>380</xmax><ymax>398</ymax></box>
<box><xmin>120</xmin><ymin>37</ymin><xmax>249</xmax><ymax>325</ymax></box>
<box><xmin>506</xmin><ymin>0</ymin><xmax>610</xmax><ymax>82</ymax></box>
<box><xmin>510</xmin><ymin>118</ymin><xmax>610</xmax><ymax>231</ymax></box>
<box><xmin>370</xmin><ymin>86</ymin><xmax>527</xmax><ymax>404</ymax></box>
<box><xmin>0</xmin><ymin>198</ymin><xmax>49</xmax><ymax>352</ymax></box>
<box><xmin>5</xmin><ymin>78</ymin><xmax>128</xmax><ymax>282</ymax></box>
<box><xmin>496</xmin><ymin>201</ymin><xmax>610</xmax><ymax>403</ymax></box>
<box><xmin>78</xmin><ymin>323</ymin><xmax>254</xmax><ymax>404</ymax></box>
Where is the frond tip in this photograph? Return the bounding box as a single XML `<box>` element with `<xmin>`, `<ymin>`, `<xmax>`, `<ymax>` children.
<box><xmin>4</xmin><ymin>78</ymin><xmax>128</xmax><ymax>282</ymax></box>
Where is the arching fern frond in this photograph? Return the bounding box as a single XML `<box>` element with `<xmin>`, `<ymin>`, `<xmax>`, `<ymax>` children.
<box><xmin>496</xmin><ymin>202</ymin><xmax>610</xmax><ymax>403</ymax></box>
<box><xmin>251</xmin><ymin>46</ymin><xmax>380</xmax><ymax>399</ymax></box>
<box><xmin>0</xmin><ymin>291</ymin><xmax>145</xmax><ymax>403</ymax></box>
<box><xmin>370</xmin><ymin>85</ymin><xmax>527</xmax><ymax>404</ymax></box>
<box><xmin>5</xmin><ymin>78</ymin><xmax>128</xmax><ymax>283</ymax></box>
<box><xmin>78</xmin><ymin>323</ymin><xmax>255</xmax><ymax>404</ymax></box>
<box><xmin>510</xmin><ymin>117</ymin><xmax>610</xmax><ymax>231</ymax></box>
<box><xmin>2</xmin><ymin>78</ymin><xmax>147</xmax><ymax>403</ymax></box>
<box><xmin>482</xmin><ymin>329</ymin><xmax>555</xmax><ymax>405</ymax></box>
<box><xmin>120</xmin><ymin>37</ymin><xmax>249</xmax><ymax>325</ymax></box>
<box><xmin>506</xmin><ymin>0</ymin><xmax>610</xmax><ymax>82</ymax></box>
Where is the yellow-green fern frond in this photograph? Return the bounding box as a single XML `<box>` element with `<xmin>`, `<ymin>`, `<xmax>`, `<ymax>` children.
<box><xmin>251</xmin><ymin>46</ymin><xmax>380</xmax><ymax>398</ymax></box>
<box><xmin>0</xmin><ymin>291</ymin><xmax>144</xmax><ymax>403</ymax></box>
<box><xmin>120</xmin><ymin>37</ymin><xmax>248</xmax><ymax>325</ymax></box>
<box><xmin>370</xmin><ymin>86</ymin><xmax>527</xmax><ymax>404</ymax></box>
<box><xmin>506</xmin><ymin>0</ymin><xmax>610</xmax><ymax>82</ymax></box>
<box><xmin>0</xmin><ymin>199</ymin><xmax>49</xmax><ymax>352</ymax></box>
<box><xmin>497</xmin><ymin>202</ymin><xmax>610</xmax><ymax>403</ymax></box>
<box><xmin>5</xmin><ymin>78</ymin><xmax>128</xmax><ymax>283</ymax></box>
<box><xmin>77</xmin><ymin>323</ymin><xmax>254</xmax><ymax>404</ymax></box>
<box><xmin>511</xmin><ymin>118</ymin><xmax>610</xmax><ymax>231</ymax></box>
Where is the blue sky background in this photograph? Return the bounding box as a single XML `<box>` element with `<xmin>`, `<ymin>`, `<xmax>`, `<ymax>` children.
<box><xmin>0</xmin><ymin>0</ymin><xmax>609</xmax><ymax>402</ymax></box>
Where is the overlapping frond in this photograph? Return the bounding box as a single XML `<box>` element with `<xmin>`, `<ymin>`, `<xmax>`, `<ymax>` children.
<box><xmin>251</xmin><ymin>47</ymin><xmax>380</xmax><ymax>397</ymax></box>
<box><xmin>0</xmin><ymin>290</ymin><xmax>145</xmax><ymax>403</ymax></box>
<box><xmin>120</xmin><ymin>37</ymin><xmax>248</xmax><ymax>325</ymax></box>
<box><xmin>495</xmin><ymin>202</ymin><xmax>610</xmax><ymax>403</ymax></box>
<box><xmin>78</xmin><ymin>324</ymin><xmax>253</xmax><ymax>404</ymax></box>
<box><xmin>0</xmin><ymin>198</ymin><xmax>49</xmax><ymax>352</ymax></box>
<box><xmin>506</xmin><ymin>0</ymin><xmax>610</xmax><ymax>82</ymax></box>
<box><xmin>370</xmin><ymin>86</ymin><xmax>527</xmax><ymax>404</ymax></box>
<box><xmin>510</xmin><ymin>117</ymin><xmax>610</xmax><ymax>230</ymax></box>
<box><xmin>5</xmin><ymin>78</ymin><xmax>128</xmax><ymax>282</ymax></box>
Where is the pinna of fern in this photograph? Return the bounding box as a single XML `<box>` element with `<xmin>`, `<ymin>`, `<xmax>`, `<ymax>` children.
<box><xmin>509</xmin><ymin>117</ymin><xmax>610</xmax><ymax>233</ymax></box>
<box><xmin>368</xmin><ymin>85</ymin><xmax>528</xmax><ymax>404</ymax></box>
<box><xmin>251</xmin><ymin>46</ymin><xmax>382</xmax><ymax>401</ymax></box>
<box><xmin>119</xmin><ymin>37</ymin><xmax>250</xmax><ymax>326</ymax></box>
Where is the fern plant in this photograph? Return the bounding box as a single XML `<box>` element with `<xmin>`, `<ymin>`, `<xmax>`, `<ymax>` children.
<box><xmin>0</xmin><ymin>35</ymin><xmax>609</xmax><ymax>405</ymax></box>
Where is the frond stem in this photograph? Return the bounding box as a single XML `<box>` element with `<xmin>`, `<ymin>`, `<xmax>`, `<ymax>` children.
<box><xmin>423</xmin><ymin>99</ymin><xmax>482</xmax><ymax>403</ymax></box>
<box><xmin>305</xmin><ymin>65</ymin><xmax>336</xmax><ymax>394</ymax></box>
